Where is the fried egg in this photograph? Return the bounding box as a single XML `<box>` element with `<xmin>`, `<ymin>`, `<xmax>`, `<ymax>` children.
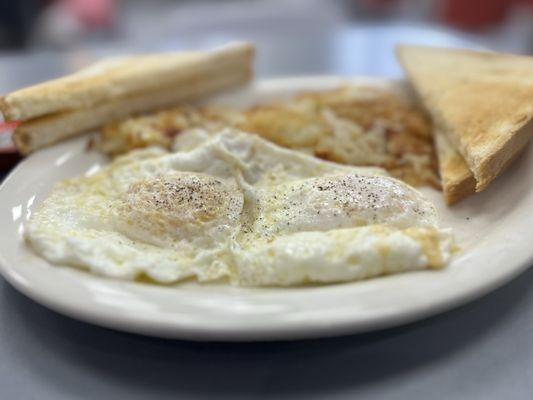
<box><xmin>26</xmin><ymin>129</ymin><xmax>453</xmax><ymax>286</ymax></box>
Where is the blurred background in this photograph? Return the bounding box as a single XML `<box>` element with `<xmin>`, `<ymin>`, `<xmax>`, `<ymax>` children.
<box><xmin>0</xmin><ymin>0</ymin><xmax>532</xmax><ymax>73</ymax></box>
<box><xmin>0</xmin><ymin>0</ymin><xmax>532</xmax><ymax>51</ymax></box>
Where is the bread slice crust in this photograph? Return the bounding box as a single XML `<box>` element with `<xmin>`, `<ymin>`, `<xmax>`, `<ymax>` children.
<box><xmin>1</xmin><ymin>42</ymin><xmax>254</xmax><ymax>122</ymax></box>
<box><xmin>4</xmin><ymin>42</ymin><xmax>254</xmax><ymax>154</ymax></box>
<box><xmin>397</xmin><ymin>44</ymin><xmax>533</xmax><ymax>193</ymax></box>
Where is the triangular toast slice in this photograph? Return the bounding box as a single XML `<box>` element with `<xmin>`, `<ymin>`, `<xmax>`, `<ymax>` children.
<box><xmin>397</xmin><ymin>44</ymin><xmax>533</xmax><ymax>196</ymax></box>
<box><xmin>434</xmin><ymin>128</ymin><xmax>476</xmax><ymax>204</ymax></box>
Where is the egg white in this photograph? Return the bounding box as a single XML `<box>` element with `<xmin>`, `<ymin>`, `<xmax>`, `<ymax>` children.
<box><xmin>26</xmin><ymin>129</ymin><xmax>453</xmax><ymax>286</ymax></box>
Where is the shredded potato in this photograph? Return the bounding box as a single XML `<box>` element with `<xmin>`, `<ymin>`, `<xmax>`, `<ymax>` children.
<box><xmin>98</xmin><ymin>86</ymin><xmax>439</xmax><ymax>188</ymax></box>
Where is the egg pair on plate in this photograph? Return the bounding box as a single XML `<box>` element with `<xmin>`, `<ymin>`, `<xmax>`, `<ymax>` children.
<box><xmin>26</xmin><ymin>129</ymin><xmax>453</xmax><ymax>286</ymax></box>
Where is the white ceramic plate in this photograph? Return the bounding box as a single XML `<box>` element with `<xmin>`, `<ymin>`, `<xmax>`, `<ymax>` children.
<box><xmin>0</xmin><ymin>77</ymin><xmax>532</xmax><ymax>341</ymax></box>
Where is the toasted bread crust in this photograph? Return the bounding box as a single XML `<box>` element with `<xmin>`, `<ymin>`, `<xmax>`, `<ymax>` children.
<box><xmin>434</xmin><ymin>129</ymin><xmax>476</xmax><ymax>204</ymax></box>
<box><xmin>397</xmin><ymin>44</ymin><xmax>533</xmax><ymax>192</ymax></box>
<box><xmin>0</xmin><ymin>97</ymin><xmax>11</xmax><ymax>120</ymax></box>
<box><xmin>12</xmin><ymin>67</ymin><xmax>251</xmax><ymax>154</ymax></box>
<box><xmin>473</xmin><ymin>117</ymin><xmax>533</xmax><ymax>191</ymax></box>
<box><xmin>1</xmin><ymin>42</ymin><xmax>254</xmax><ymax>122</ymax></box>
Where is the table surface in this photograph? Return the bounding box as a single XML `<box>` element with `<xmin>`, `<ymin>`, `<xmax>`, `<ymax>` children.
<box><xmin>1</xmin><ymin>25</ymin><xmax>533</xmax><ymax>400</ymax></box>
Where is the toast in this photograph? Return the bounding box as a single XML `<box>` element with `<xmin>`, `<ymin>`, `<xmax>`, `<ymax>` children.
<box><xmin>397</xmin><ymin>44</ymin><xmax>533</xmax><ymax>194</ymax></box>
<box><xmin>12</xmin><ymin>67</ymin><xmax>248</xmax><ymax>154</ymax></box>
<box><xmin>3</xmin><ymin>42</ymin><xmax>254</xmax><ymax>154</ymax></box>
<box><xmin>434</xmin><ymin>128</ymin><xmax>476</xmax><ymax>205</ymax></box>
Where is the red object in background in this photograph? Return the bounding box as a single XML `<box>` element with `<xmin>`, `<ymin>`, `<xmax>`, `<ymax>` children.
<box><xmin>442</xmin><ymin>0</ymin><xmax>508</xmax><ymax>29</ymax></box>
<box><xmin>0</xmin><ymin>121</ymin><xmax>20</xmax><ymax>131</ymax></box>
<box><xmin>442</xmin><ymin>0</ymin><xmax>533</xmax><ymax>30</ymax></box>
<box><xmin>364</xmin><ymin>0</ymin><xmax>533</xmax><ymax>30</ymax></box>
<box><xmin>63</xmin><ymin>0</ymin><xmax>115</xmax><ymax>28</ymax></box>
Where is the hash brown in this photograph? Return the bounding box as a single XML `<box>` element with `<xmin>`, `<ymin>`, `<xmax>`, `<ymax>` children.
<box><xmin>99</xmin><ymin>85</ymin><xmax>439</xmax><ymax>188</ymax></box>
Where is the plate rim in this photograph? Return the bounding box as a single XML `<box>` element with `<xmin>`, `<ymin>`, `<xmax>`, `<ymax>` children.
<box><xmin>1</xmin><ymin>75</ymin><xmax>532</xmax><ymax>341</ymax></box>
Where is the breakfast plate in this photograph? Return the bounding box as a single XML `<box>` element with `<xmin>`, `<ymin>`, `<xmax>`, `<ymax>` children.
<box><xmin>0</xmin><ymin>76</ymin><xmax>532</xmax><ymax>341</ymax></box>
